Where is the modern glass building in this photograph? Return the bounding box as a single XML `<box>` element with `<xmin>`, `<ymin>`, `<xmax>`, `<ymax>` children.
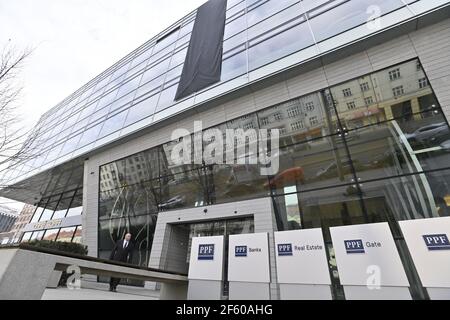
<box><xmin>1</xmin><ymin>0</ymin><xmax>450</xmax><ymax>299</ymax></box>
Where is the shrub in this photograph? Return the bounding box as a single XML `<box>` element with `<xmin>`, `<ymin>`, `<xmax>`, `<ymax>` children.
<box><xmin>24</xmin><ymin>240</ymin><xmax>88</xmax><ymax>256</ymax></box>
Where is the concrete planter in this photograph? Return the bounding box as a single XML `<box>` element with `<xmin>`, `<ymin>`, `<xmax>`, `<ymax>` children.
<box><xmin>0</xmin><ymin>247</ymin><xmax>187</xmax><ymax>300</ymax></box>
<box><xmin>46</xmin><ymin>270</ymin><xmax>63</xmax><ymax>288</ymax></box>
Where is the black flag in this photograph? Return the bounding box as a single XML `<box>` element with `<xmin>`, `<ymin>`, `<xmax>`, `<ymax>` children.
<box><xmin>175</xmin><ymin>0</ymin><xmax>227</xmax><ymax>101</ymax></box>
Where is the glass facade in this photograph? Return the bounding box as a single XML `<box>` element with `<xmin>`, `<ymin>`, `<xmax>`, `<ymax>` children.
<box><xmin>22</xmin><ymin>188</ymin><xmax>83</xmax><ymax>244</ymax></box>
<box><xmin>21</xmin><ymin>226</ymin><xmax>82</xmax><ymax>244</ymax></box>
<box><xmin>2</xmin><ymin>0</ymin><xmax>437</xmax><ymax>187</ymax></box>
<box><xmin>0</xmin><ymin>0</ymin><xmax>448</xmax><ymax>298</ymax></box>
<box><xmin>29</xmin><ymin>188</ymin><xmax>83</xmax><ymax>223</ymax></box>
<box><xmin>98</xmin><ymin>59</ymin><xmax>450</xmax><ymax>291</ymax></box>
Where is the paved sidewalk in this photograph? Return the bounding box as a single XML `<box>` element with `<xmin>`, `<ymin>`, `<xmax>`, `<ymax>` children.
<box><xmin>42</xmin><ymin>287</ymin><xmax>159</xmax><ymax>300</ymax></box>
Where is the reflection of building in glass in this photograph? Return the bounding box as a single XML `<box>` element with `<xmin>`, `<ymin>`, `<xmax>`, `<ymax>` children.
<box><xmin>0</xmin><ymin>205</ymin><xmax>18</xmax><ymax>233</ymax></box>
<box><xmin>331</xmin><ymin>60</ymin><xmax>435</xmax><ymax>129</ymax></box>
<box><xmin>0</xmin><ymin>204</ymin><xmax>34</xmax><ymax>245</ymax></box>
<box><xmin>0</xmin><ymin>205</ymin><xmax>19</xmax><ymax>244</ymax></box>
<box><xmin>1</xmin><ymin>0</ymin><xmax>450</xmax><ymax>299</ymax></box>
<box><xmin>258</xmin><ymin>94</ymin><xmax>327</xmax><ymax>144</ymax></box>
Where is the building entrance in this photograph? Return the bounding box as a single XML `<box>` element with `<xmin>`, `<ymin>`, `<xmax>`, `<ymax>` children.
<box><xmin>164</xmin><ymin>217</ymin><xmax>254</xmax><ymax>297</ymax></box>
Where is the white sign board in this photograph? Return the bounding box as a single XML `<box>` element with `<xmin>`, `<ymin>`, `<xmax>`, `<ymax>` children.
<box><xmin>399</xmin><ymin>217</ymin><xmax>450</xmax><ymax>288</ymax></box>
<box><xmin>228</xmin><ymin>233</ymin><xmax>270</xmax><ymax>283</ymax></box>
<box><xmin>188</xmin><ymin>236</ymin><xmax>224</xmax><ymax>281</ymax></box>
<box><xmin>330</xmin><ymin>222</ymin><xmax>409</xmax><ymax>287</ymax></box>
<box><xmin>274</xmin><ymin>229</ymin><xmax>331</xmax><ymax>285</ymax></box>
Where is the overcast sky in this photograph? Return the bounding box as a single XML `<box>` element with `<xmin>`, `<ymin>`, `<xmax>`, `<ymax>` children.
<box><xmin>0</xmin><ymin>0</ymin><xmax>206</xmax><ymax>212</ymax></box>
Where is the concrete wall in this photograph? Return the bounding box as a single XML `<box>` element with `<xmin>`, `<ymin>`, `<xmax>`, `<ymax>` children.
<box><xmin>82</xmin><ymin>18</ymin><xmax>450</xmax><ymax>296</ymax></box>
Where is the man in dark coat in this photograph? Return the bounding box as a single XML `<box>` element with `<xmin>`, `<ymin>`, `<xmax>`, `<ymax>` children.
<box><xmin>109</xmin><ymin>233</ymin><xmax>134</xmax><ymax>292</ymax></box>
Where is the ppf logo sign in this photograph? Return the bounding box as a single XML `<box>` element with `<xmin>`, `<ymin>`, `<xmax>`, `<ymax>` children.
<box><xmin>277</xmin><ymin>244</ymin><xmax>293</xmax><ymax>256</ymax></box>
<box><xmin>235</xmin><ymin>246</ymin><xmax>248</xmax><ymax>257</ymax></box>
<box><xmin>198</xmin><ymin>244</ymin><xmax>215</xmax><ymax>260</ymax></box>
<box><xmin>345</xmin><ymin>240</ymin><xmax>365</xmax><ymax>254</ymax></box>
<box><xmin>423</xmin><ymin>234</ymin><xmax>450</xmax><ymax>251</ymax></box>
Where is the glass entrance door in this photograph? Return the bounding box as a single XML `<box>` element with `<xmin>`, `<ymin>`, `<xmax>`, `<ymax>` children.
<box><xmin>168</xmin><ymin>217</ymin><xmax>254</xmax><ymax>297</ymax></box>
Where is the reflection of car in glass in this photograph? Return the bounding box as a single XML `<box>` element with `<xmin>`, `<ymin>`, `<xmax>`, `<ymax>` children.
<box><xmin>335</xmin><ymin>129</ymin><xmax>360</xmax><ymax>143</ymax></box>
<box><xmin>158</xmin><ymin>195</ymin><xmax>185</xmax><ymax>210</ymax></box>
<box><xmin>264</xmin><ymin>167</ymin><xmax>305</xmax><ymax>188</ymax></box>
<box><xmin>440</xmin><ymin>140</ymin><xmax>450</xmax><ymax>152</ymax></box>
<box><xmin>405</xmin><ymin>122</ymin><xmax>449</xmax><ymax>145</ymax></box>
<box><xmin>227</xmin><ymin>164</ymin><xmax>260</xmax><ymax>184</ymax></box>
<box><xmin>369</xmin><ymin>149</ymin><xmax>407</xmax><ymax>168</ymax></box>
<box><xmin>219</xmin><ymin>165</ymin><xmax>261</xmax><ymax>197</ymax></box>
<box><xmin>315</xmin><ymin>160</ymin><xmax>358</xmax><ymax>180</ymax></box>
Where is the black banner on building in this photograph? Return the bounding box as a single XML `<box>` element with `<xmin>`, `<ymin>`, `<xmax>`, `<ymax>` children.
<box><xmin>174</xmin><ymin>0</ymin><xmax>227</xmax><ymax>101</ymax></box>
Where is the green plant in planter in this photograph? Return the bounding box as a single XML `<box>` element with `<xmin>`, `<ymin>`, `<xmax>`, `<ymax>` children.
<box><xmin>25</xmin><ymin>240</ymin><xmax>88</xmax><ymax>255</ymax></box>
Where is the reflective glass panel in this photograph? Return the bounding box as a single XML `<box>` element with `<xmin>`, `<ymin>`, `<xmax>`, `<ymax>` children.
<box><xmin>308</xmin><ymin>0</ymin><xmax>405</xmax><ymax>42</ymax></box>
<box><xmin>42</xmin><ymin>229</ymin><xmax>59</xmax><ymax>241</ymax></box>
<box><xmin>57</xmin><ymin>227</ymin><xmax>76</xmax><ymax>242</ymax></box>
<box><xmin>248</xmin><ymin>19</ymin><xmax>314</xmax><ymax>71</ymax></box>
<box><xmin>72</xmin><ymin>226</ymin><xmax>83</xmax><ymax>243</ymax></box>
